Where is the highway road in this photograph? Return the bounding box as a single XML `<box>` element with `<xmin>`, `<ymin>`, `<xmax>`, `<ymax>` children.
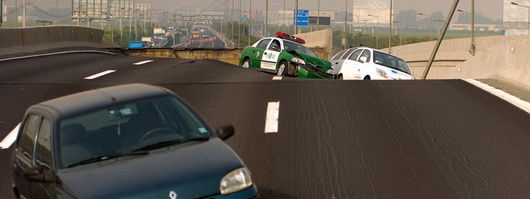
<box><xmin>186</xmin><ymin>26</ymin><xmax>226</xmax><ymax>49</ymax></box>
<box><xmin>0</xmin><ymin>52</ymin><xmax>529</xmax><ymax>198</ymax></box>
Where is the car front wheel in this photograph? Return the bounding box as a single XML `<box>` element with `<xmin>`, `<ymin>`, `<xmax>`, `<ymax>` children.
<box><xmin>276</xmin><ymin>61</ymin><xmax>287</xmax><ymax>76</ymax></box>
<box><xmin>242</xmin><ymin>59</ymin><xmax>250</xmax><ymax>68</ymax></box>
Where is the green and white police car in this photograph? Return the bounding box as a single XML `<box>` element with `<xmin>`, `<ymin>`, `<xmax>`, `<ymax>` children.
<box><xmin>239</xmin><ymin>32</ymin><xmax>336</xmax><ymax>79</ymax></box>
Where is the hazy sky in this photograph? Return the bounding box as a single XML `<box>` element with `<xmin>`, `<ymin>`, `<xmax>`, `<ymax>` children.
<box><xmin>148</xmin><ymin>0</ymin><xmax>503</xmax><ymax>20</ymax></box>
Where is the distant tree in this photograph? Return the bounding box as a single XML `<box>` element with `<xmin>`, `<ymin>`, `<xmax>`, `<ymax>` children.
<box><xmin>456</xmin><ymin>12</ymin><xmax>498</xmax><ymax>24</ymax></box>
<box><xmin>395</xmin><ymin>10</ymin><xmax>418</xmax><ymax>29</ymax></box>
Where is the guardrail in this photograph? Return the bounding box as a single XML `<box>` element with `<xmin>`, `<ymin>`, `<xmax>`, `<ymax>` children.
<box><xmin>0</xmin><ymin>26</ymin><xmax>108</xmax><ymax>56</ymax></box>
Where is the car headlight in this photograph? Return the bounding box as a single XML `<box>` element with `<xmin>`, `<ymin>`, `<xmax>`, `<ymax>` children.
<box><xmin>326</xmin><ymin>69</ymin><xmax>336</xmax><ymax>74</ymax></box>
<box><xmin>220</xmin><ymin>167</ymin><xmax>253</xmax><ymax>195</ymax></box>
<box><xmin>376</xmin><ymin>68</ymin><xmax>388</xmax><ymax>78</ymax></box>
<box><xmin>291</xmin><ymin>57</ymin><xmax>306</xmax><ymax>65</ymax></box>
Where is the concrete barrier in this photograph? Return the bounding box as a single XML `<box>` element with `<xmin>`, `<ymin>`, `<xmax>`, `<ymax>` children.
<box><xmin>125</xmin><ymin>48</ymin><xmax>243</xmax><ymax>66</ymax></box>
<box><xmin>294</xmin><ymin>29</ymin><xmax>333</xmax><ymax>59</ymax></box>
<box><xmin>0</xmin><ymin>26</ymin><xmax>110</xmax><ymax>56</ymax></box>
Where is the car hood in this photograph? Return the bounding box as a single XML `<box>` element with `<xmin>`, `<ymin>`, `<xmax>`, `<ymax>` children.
<box><xmin>377</xmin><ymin>65</ymin><xmax>415</xmax><ymax>80</ymax></box>
<box><xmin>57</xmin><ymin>138</ymin><xmax>245</xmax><ymax>199</ymax></box>
<box><xmin>292</xmin><ymin>51</ymin><xmax>332</xmax><ymax>72</ymax></box>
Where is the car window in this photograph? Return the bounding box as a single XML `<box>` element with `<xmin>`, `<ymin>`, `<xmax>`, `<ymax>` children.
<box><xmin>18</xmin><ymin>115</ymin><xmax>41</xmax><ymax>161</ymax></box>
<box><xmin>283</xmin><ymin>41</ymin><xmax>318</xmax><ymax>57</ymax></box>
<box><xmin>373</xmin><ymin>51</ymin><xmax>411</xmax><ymax>74</ymax></box>
<box><xmin>332</xmin><ymin>50</ymin><xmax>347</xmax><ymax>61</ymax></box>
<box><xmin>359</xmin><ymin>50</ymin><xmax>371</xmax><ymax>63</ymax></box>
<box><xmin>340</xmin><ymin>49</ymin><xmax>355</xmax><ymax>60</ymax></box>
<box><xmin>256</xmin><ymin>39</ymin><xmax>271</xmax><ymax>49</ymax></box>
<box><xmin>268</xmin><ymin>40</ymin><xmax>281</xmax><ymax>51</ymax></box>
<box><xmin>348</xmin><ymin>49</ymin><xmax>363</xmax><ymax>61</ymax></box>
<box><xmin>36</xmin><ymin>118</ymin><xmax>52</xmax><ymax>169</ymax></box>
<box><xmin>59</xmin><ymin>96</ymin><xmax>212</xmax><ymax>168</ymax></box>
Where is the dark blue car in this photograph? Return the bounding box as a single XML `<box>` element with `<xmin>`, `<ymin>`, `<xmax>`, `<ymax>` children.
<box><xmin>11</xmin><ymin>84</ymin><xmax>257</xmax><ymax>199</ymax></box>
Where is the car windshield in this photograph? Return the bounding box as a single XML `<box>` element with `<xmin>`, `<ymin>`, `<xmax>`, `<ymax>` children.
<box><xmin>58</xmin><ymin>96</ymin><xmax>211</xmax><ymax>168</ymax></box>
<box><xmin>373</xmin><ymin>51</ymin><xmax>411</xmax><ymax>74</ymax></box>
<box><xmin>283</xmin><ymin>41</ymin><xmax>318</xmax><ymax>57</ymax></box>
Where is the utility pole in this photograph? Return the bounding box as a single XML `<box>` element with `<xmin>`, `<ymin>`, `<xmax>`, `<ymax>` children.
<box><xmin>294</xmin><ymin>0</ymin><xmax>298</xmax><ymax>34</ymax></box>
<box><xmin>317</xmin><ymin>0</ymin><xmax>320</xmax><ymax>30</ymax></box>
<box><xmin>265</xmin><ymin>0</ymin><xmax>268</xmax><ymax>37</ymax></box>
<box><xmin>238</xmin><ymin>0</ymin><xmax>241</xmax><ymax>47</ymax></box>
<box><xmin>282</xmin><ymin>0</ymin><xmax>287</xmax><ymax>32</ymax></box>
<box><xmin>422</xmin><ymin>0</ymin><xmax>460</xmax><ymax>79</ymax></box>
<box><xmin>22</xmin><ymin>0</ymin><xmax>25</xmax><ymax>27</ymax></box>
<box><xmin>248</xmin><ymin>0</ymin><xmax>251</xmax><ymax>45</ymax></box>
<box><xmin>470</xmin><ymin>0</ymin><xmax>475</xmax><ymax>55</ymax></box>
<box><xmin>232</xmin><ymin>0</ymin><xmax>234</xmax><ymax>44</ymax></box>
<box><xmin>343</xmin><ymin>0</ymin><xmax>348</xmax><ymax>49</ymax></box>
<box><xmin>389</xmin><ymin>0</ymin><xmax>393</xmax><ymax>53</ymax></box>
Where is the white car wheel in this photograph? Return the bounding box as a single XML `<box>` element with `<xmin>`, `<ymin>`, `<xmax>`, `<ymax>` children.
<box><xmin>277</xmin><ymin>62</ymin><xmax>286</xmax><ymax>76</ymax></box>
<box><xmin>242</xmin><ymin>59</ymin><xmax>250</xmax><ymax>68</ymax></box>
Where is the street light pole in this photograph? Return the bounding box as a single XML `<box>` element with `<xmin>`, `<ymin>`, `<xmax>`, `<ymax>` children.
<box><xmin>22</xmin><ymin>0</ymin><xmax>26</xmax><ymax>27</ymax></box>
<box><xmin>511</xmin><ymin>2</ymin><xmax>530</xmax><ymax>36</ymax></box>
<box><xmin>248</xmin><ymin>0</ymin><xmax>251</xmax><ymax>45</ymax></box>
<box><xmin>389</xmin><ymin>0</ymin><xmax>393</xmax><ymax>53</ymax></box>
<box><xmin>343</xmin><ymin>0</ymin><xmax>348</xmax><ymax>49</ymax></box>
<box><xmin>265</xmin><ymin>0</ymin><xmax>268</xmax><ymax>37</ymax></box>
<box><xmin>294</xmin><ymin>0</ymin><xmax>298</xmax><ymax>34</ymax></box>
<box><xmin>317</xmin><ymin>0</ymin><xmax>320</xmax><ymax>30</ymax></box>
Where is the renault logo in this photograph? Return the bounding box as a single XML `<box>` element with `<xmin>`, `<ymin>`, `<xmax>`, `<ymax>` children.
<box><xmin>169</xmin><ymin>191</ymin><xmax>177</xmax><ymax>199</ymax></box>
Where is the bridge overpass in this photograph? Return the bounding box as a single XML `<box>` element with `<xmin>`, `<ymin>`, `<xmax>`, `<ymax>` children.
<box><xmin>0</xmin><ymin>26</ymin><xmax>528</xmax><ymax>199</ymax></box>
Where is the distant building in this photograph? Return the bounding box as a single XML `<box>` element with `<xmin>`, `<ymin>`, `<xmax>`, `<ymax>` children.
<box><xmin>353</xmin><ymin>0</ymin><xmax>392</xmax><ymax>27</ymax></box>
<box><xmin>449</xmin><ymin>24</ymin><xmax>502</xmax><ymax>32</ymax></box>
<box><xmin>503</xmin><ymin>0</ymin><xmax>530</xmax><ymax>35</ymax></box>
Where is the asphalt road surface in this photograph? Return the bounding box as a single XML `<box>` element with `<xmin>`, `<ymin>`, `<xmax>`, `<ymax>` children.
<box><xmin>0</xmin><ymin>52</ymin><xmax>529</xmax><ymax>199</ymax></box>
<box><xmin>186</xmin><ymin>26</ymin><xmax>226</xmax><ymax>49</ymax></box>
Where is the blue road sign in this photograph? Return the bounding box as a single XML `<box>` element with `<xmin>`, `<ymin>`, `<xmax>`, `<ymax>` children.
<box><xmin>295</xmin><ymin>9</ymin><xmax>309</xmax><ymax>26</ymax></box>
<box><xmin>128</xmin><ymin>41</ymin><xmax>146</xmax><ymax>49</ymax></box>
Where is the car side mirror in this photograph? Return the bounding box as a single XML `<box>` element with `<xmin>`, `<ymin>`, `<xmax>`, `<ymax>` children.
<box><xmin>359</xmin><ymin>57</ymin><xmax>368</xmax><ymax>63</ymax></box>
<box><xmin>216</xmin><ymin>125</ymin><xmax>235</xmax><ymax>140</ymax></box>
<box><xmin>24</xmin><ymin>166</ymin><xmax>56</xmax><ymax>183</ymax></box>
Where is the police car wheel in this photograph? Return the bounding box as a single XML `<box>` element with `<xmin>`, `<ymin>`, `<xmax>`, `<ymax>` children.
<box><xmin>277</xmin><ymin>61</ymin><xmax>287</xmax><ymax>76</ymax></box>
<box><xmin>242</xmin><ymin>59</ymin><xmax>250</xmax><ymax>68</ymax></box>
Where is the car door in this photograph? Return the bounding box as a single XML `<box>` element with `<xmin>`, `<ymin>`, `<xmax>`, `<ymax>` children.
<box><xmin>340</xmin><ymin>49</ymin><xmax>363</xmax><ymax>79</ymax></box>
<box><xmin>330</xmin><ymin>49</ymin><xmax>347</xmax><ymax>71</ymax></box>
<box><xmin>13</xmin><ymin>114</ymin><xmax>42</xmax><ymax>199</ymax></box>
<box><xmin>261</xmin><ymin>39</ymin><xmax>282</xmax><ymax>71</ymax></box>
<box><xmin>357</xmin><ymin>49</ymin><xmax>373</xmax><ymax>79</ymax></box>
<box><xmin>251</xmin><ymin>39</ymin><xmax>271</xmax><ymax>68</ymax></box>
<box><xmin>32</xmin><ymin>117</ymin><xmax>54</xmax><ymax>199</ymax></box>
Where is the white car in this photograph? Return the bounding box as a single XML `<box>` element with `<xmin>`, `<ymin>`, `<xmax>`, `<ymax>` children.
<box><xmin>331</xmin><ymin>47</ymin><xmax>414</xmax><ymax>80</ymax></box>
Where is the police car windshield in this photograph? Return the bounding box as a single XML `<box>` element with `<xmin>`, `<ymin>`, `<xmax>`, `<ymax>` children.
<box><xmin>373</xmin><ymin>51</ymin><xmax>411</xmax><ymax>74</ymax></box>
<box><xmin>284</xmin><ymin>41</ymin><xmax>318</xmax><ymax>57</ymax></box>
<box><xmin>58</xmin><ymin>96</ymin><xmax>211</xmax><ymax>168</ymax></box>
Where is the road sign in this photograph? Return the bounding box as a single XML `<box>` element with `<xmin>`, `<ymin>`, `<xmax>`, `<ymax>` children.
<box><xmin>295</xmin><ymin>9</ymin><xmax>309</xmax><ymax>27</ymax></box>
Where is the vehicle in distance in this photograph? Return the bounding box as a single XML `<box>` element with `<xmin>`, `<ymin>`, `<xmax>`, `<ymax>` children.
<box><xmin>11</xmin><ymin>84</ymin><xmax>257</xmax><ymax>199</ymax></box>
<box><xmin>239</xmin><ymin>32</ymin><xmax>335</xmax><ymax>79</ymax></box>
<box><xmin>331</xmin><ymin>47</ymin><xmax>415</xmax><ymax>80</ymax></box>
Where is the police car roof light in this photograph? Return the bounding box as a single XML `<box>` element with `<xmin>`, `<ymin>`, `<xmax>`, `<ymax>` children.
<box><xmin>275</xmin><ymin>32</ymin><xmax>305</xmax><ymax>44</ymax></box>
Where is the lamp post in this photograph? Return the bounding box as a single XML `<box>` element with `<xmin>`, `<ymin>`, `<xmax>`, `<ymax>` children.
<box><xmin>511</xmin><ymin>1</ymin><xmax>530</xmax><ymax>36</ymax></box>
<box><xmin>389</xmin><ymin>0</ymin><xmax>393</xmax><ymax>53</ymax></box>
<box><xmin>417</xmin><ymin>12</ymin><xmax>427</xmax><ymax>39</ymax></box>
<box><xmin>457</xmin><ymin>8</ymin><xmax>476</xmax><ymax>55</ymax></box>
<box><xmin>368</xmin><ymin>13</ymin><xmax>379</xmax><ymax>49</ymax></box>
<box><xmin>343</xmin><ymin>0</ymin><xmax>348</xmax><ymax>49</ymax></box>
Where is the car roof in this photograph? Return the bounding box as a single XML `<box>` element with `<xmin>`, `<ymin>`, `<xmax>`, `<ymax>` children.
<box><xmin>36</xmin><ymin>84</ymin><xmax>173</xmax><ymax>118</ymax></box>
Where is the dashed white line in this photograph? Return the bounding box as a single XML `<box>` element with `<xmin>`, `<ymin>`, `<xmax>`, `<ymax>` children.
<box><xmin>0</xmin><ymin>123</ymin><xmax>21</xmax><ymax>149</ymax></box>
<box><xmin>84</xmin><ymin>70</ymin><xmax>116</xmax><ymax>80</ymax></box>
<box><xmin>133</xmin><ymin>60</ymin><xmax>154</xmax><ymax>65</ymax></box>
<box><xmin>272</xmin><ymin>76</ymin><xmax>283</xmax><ymax>80</ymax></box>
<box><xmin>265</xmin><ymin>101</ymin><xmax>280</xmax><ymax>133</ymax></box>
<box><xmin>463</xmin><ymin>79</ymin><xmax>530</xmax><ymax>114</ymax></box>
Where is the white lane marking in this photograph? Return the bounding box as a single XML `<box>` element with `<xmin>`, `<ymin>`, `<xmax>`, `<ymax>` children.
<box><xmin>0</xmin><ymin>123</ymin><xmax>21</xmax><ymax>149</ymax></box>
<box><xmin>463</xmin><ymin>79</ymin><xmax>530</xmax><ymax>114</ymax></box>
<box><xmin>265</xmin><ymin>101</ymin><xmax>280</xmax><ymax>133</ymax></box>
<box><xmin>0</xmin><ymin>50</ymin><xmax>115</xmax><ymax>62</ymax></box>
<box><xmin>133</xmin><ymin>60</ymin><xmax>154</xmax><ymax>65</ymax></box>
<box><xmin>84</xmin><ymin>70</ymin><xmax>116</xmax><ymax>80</ymax></box>
<box><xmin>272</xmin><ymin>76</ymin><xmax>283</xmax><ymax>80</ymax></box>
